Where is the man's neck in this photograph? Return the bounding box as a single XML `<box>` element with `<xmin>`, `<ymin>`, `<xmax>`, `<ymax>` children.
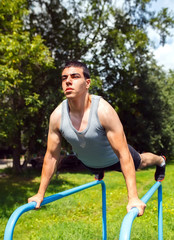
<box><xmin>68</xmin><ymin>93</ymin><xmax>91</xmax><ymax>115</ymax></box>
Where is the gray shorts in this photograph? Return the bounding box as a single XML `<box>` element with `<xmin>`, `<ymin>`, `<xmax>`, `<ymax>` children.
<box><xmin>84</xmin><ymin>144</ymin><xmax>141</xmax><ymax>174</ymax></box>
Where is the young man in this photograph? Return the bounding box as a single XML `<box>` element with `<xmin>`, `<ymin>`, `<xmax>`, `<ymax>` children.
<box><xmin>28</xmin><ymin>61</ymin><xmax>166</xmax><ymax>216</ymax></box>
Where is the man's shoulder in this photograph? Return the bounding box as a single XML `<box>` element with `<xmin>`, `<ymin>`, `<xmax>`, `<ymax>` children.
<box><xmin>50</xmin><ymin>103</ymin><xmax>62</xmax><ymax>129</ymax></box>
<box><xmin>98</xmin><ymin>98</ymin><xmax>119</xmax><ymax>127</ymax></box>
<box><xmin>98</xmin><ymin>97</ymin><xmax>113</xmax><ymax>112</ymax></box>
<box><xmin>51</xmin><ymin>102</ymin><xmax>62</xmax><ymax>117</ymax></box>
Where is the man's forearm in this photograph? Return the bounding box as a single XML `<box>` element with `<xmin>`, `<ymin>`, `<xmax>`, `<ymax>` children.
<box><xmin>125</xmin><ymin>171</ymin><xmax>138</xmax><ymax>200</ymax></box>
<box><xmin>38</xmin><ymin>156</ymin><xmax>57</xmax><ymax>197</ymax></box>
<box><xmin>120</xmin><ymin>156</ymin><xmax>138</xmax><ymax>200</ymax></box>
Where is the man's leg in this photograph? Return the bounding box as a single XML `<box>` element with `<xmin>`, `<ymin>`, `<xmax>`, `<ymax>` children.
<box><xmin>139</xmin><ymin>153</ymin><xmax>165</xmax><ymax>168</ymax></box>
<box><xmin>139</xmin><ymin>152</ymin><xmax>166</xmax><ymax>181</ymax></box>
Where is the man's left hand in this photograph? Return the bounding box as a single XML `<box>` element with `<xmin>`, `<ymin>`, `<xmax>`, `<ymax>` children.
<box><xmin>127</xmin><ymin>198</ymin><xmax>146</xmax><ymax>216</ymax></box>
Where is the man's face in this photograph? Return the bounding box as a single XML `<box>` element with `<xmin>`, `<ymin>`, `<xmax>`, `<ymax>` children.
<box><xmin>61</xmin><ymin>67</ymin><xmax>90</xmax><ymax>98</ymax></box>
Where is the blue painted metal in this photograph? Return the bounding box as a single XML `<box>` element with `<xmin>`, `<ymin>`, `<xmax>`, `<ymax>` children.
<box><xmin>158</xmin><ymin>185</ymin><xmax>163</xmax><ymax>240</ymax></box>
<box><xmin>119</xmin><ymin>181</ymin><xmax>162</xmax><ymax>240</ymax></box>
<box><xmin>4</xmin><ymin>180</ymin><xmax>107</xmax><ymax>240</ymax></box>
<box><xmin>101</xmin><ymin>180</ymin><xmax>107</xmax><ymax>240</ymax></box>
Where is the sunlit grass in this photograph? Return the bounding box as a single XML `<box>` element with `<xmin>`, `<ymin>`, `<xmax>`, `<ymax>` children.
<box><xmin>0</xmin><ymin>161</ymin><xmax>174</xmax><ymax>239</ymax></box>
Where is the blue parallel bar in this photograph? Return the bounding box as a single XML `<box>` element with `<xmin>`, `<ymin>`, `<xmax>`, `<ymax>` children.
<box><xmin>119</xmin><ymin>181</ymin><xmax>162</xmax><ymax>240</ymax></box>
<box><xmin>158</xmin><ymin>185</ymin><xmax>163</xmax><ymax>240</ymax></box>
<box><xmin>4</xmin><ymin>180</ymin><xmax>107</xmax><ymax>240</ymax></box>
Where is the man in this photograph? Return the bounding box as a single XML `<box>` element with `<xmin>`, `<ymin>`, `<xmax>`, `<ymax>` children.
<box><xmin>28</xmin><ymin>61</ymin><xmax>166</xmax><ymax>216</ymax></box>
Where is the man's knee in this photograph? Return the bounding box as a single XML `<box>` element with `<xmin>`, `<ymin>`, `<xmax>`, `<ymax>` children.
<box><xmin>139</xmin><ymin>154</ymin><xmax>147</xmax><ymax>169</ymax></box>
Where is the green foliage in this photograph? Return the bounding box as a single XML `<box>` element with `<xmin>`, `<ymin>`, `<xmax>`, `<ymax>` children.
<box><xmin>20</xmin><ymin>0</ymin><xmax>174</xmax><ymax>159</ymax></box>
<box><xmin>150</xmin><ymin>7</ymin><xmax>174</xmax><ymax>45</ymax></box>
<box><xmin>75</xmin><ymin>0</ymin><xmax>174</xmax><ymax>157</ymax></box>
<box><xmin>0</xmin><ymin>0</ymin><xmax>54</xmax><ymax>170</ymax></box>
<box><xmin>0</xmin><ymin>0</ymin><xmax>174</xmax><ymax>168</ymax></box>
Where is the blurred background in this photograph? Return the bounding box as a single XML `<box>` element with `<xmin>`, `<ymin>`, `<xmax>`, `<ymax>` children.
<box><xmin>0</xmin><ymin>0</ymin><xmax>174</xmax><ymax>173</ymax></box>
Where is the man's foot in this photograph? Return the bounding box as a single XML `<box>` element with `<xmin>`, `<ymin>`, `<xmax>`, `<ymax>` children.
<box><xmin>155</xmin><ymin>155</ymin><xmax>166</xmax><ymax>182</ymax></box>
<box><xmin>95</xmin><ymin>171</ymin><xmax>104</xmax><ymax>181</ymax></box>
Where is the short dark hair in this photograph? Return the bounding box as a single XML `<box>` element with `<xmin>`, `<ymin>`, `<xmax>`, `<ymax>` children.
<box><xmin>62</xmin><ymin>60</ymin><xmax>90</xmax><ymax>79</ymax></box>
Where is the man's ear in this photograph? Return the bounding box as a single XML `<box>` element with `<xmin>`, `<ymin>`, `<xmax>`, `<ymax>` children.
<box><xmin>86</xmin><ymin>78</ymin><xmax>91</xmax><ymax>89</ymax></box>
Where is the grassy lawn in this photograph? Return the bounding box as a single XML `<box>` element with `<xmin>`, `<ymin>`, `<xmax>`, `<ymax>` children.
<box><xmin>0</xmin><ymin>161</ymin><xmax>174</xmax><ymax>240</ymax></box>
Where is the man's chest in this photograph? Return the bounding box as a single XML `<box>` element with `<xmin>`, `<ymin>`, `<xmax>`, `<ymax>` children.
<box><xmin>69</xmin><ymin>109</ymin><xmax>90</xmax><ymax>132</ymax></box>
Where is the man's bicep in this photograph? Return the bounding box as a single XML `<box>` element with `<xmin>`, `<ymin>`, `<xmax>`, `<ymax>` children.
<box><xmin>46</xmin><ymin>106</ymin><xmax>62</xmax><ymax>158</ymax></box>
<box><xmin>107</xmin><ymin>126</ymin><xmax>127</xmax><ymax>151</ymax></box>
<box><xmin>46</xmin><ymin>128</ymin><xmax>62</xmax><ymax>160</ymax></box>
<box><xmin>101</xmin><ymin>104</ymin><xmax>128</xmax><ymax>153</ymax></box>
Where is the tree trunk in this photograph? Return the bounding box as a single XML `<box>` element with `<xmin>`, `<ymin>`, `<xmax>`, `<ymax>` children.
<box><xmin>12</xmin><ymin>130</ymin><xmax>22</xmax><ymax>173</ymax></box>
<box><xmin>22</xmin><ymin>148</ymin><xmax>31</xmax><ymax>170</ymax></box>
<box><xmin>22</xmin><ymin>136</ymin><xmax>35</xmax><ymax>170</ymax></box>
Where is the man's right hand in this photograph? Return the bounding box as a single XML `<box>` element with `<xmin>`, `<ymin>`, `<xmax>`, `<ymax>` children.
<box><xmin>28</xmin><ymin>193</ymin><xmax>44</xmax><ymax>209</ymax></box>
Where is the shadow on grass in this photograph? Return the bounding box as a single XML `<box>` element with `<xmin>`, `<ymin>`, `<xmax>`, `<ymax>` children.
<box><xmin>0</xmin><ymin>167</ymin><xmax>92</xmax><ymax>219</ymax></box>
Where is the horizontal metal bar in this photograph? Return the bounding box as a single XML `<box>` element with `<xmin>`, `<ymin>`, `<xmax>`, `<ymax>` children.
<box><xmin>4</xmin><ymin>180</ymin><xmax>105</xmax><ymax>240</ymax></box>
<box><xmin>141</xmin><ymin>181</ymin><xmax>161</xmax><ymax>204</ymax></box>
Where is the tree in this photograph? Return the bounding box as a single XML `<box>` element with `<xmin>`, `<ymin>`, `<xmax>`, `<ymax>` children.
<box><xmin>160</xmin><ymin>70</ymin><xmax>174</xmax><ymax>158</ymax></box>
<box><xmin>27</xmin><ymin>0</ymin><xmax>174</xmax><ymax>157</ymax></box>
<box><xmin>0</xmin><ymin>0</ymin><xmax>54</xmax><ymax>172</ymax></box>
<box><xmin>76</xmin><ymin>0</ymin><xmax>174</xmax><ymax>155</ymax></box>
<box><xmin>1</xmin><ymin>0</ymin><xmax>173</xmax><ymax>173</ymax></box>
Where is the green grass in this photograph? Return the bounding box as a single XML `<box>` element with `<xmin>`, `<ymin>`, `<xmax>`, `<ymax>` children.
<box><xmin>0</xmin><ymin>161</ymin><xmax>174</xmax><ymax>240</ymax></box>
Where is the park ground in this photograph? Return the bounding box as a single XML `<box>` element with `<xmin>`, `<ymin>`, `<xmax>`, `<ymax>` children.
<box><xmin>0</xmin><ymin>160</ymin><xmax>174</xmax><ymax>240</ymax></box>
